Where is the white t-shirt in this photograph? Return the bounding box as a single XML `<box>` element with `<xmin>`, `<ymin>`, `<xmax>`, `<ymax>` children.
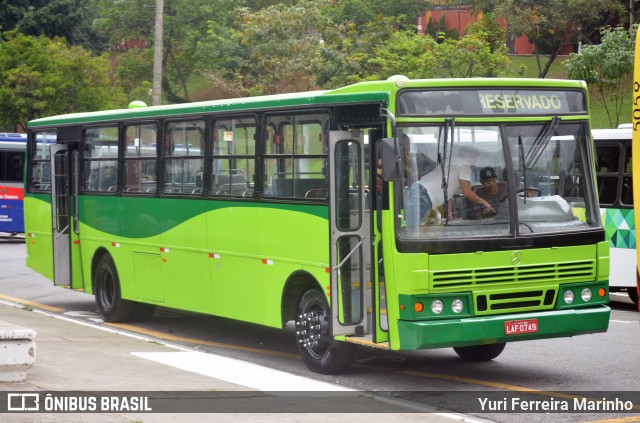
<box><xmin>416</xmin><ymin>157</ymin><xmax>471</xmax><ymax>207</ymax></box>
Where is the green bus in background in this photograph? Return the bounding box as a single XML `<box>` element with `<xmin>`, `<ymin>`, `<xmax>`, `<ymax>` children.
<box><xmin>24</xmin><ymin>77</ymin><xmax>610</xmax><ymax>374</ymax></box>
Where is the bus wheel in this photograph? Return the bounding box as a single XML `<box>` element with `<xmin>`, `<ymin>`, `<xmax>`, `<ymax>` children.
<box><xmin>94</xmin><ymin>254</ymin><xmax>136</xmax><ymax>323</ymax></box>
<box><xmin>453</xmin><ymin>343</ymin><xmax>506</xmax><ymax>361</ymax></box>
<box><xmin>628</xmin><ymin>288</ymin><xmax>639</xmax><ymax>305</ymax></box>
<box><xmin>295</xmin><ymin>289</ymin><xmax>355</xmax><ymax>374</ymax></box>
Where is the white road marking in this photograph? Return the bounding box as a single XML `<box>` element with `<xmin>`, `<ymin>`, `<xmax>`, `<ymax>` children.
<box><xmin>132</xmin><ymin>350</ymin><xmax>352</xmax><ymax>391</ymax></box>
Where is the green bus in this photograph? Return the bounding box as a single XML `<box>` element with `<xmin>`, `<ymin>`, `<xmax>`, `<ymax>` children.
<box><xmin>25</xmin><ymin>77</ymin><xmax>610</xmax><ymax>374</ymax></box>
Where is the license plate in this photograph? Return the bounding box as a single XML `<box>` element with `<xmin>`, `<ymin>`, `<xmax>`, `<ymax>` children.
<box><xmin>504</xmin><ymin>318</ymin><xmax>538</xmax><ymax>335</ymax></box>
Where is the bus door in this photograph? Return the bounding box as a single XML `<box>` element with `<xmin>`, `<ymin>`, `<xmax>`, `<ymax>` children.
<box><xmin>50</xmin><ymin>144</ymin><xmax>71</xmax><ymax>286</ymax></box>
<box><xmin>328</xmin><ymin>131</ymin><xmax>372</xmax><ymax>338</ymax></box>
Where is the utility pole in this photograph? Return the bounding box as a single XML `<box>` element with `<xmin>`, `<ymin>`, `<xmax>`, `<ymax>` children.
<box><xmin>152</xmin><ymin>0</ymin><xmax>164</xmax><ymax>106</ymax></box>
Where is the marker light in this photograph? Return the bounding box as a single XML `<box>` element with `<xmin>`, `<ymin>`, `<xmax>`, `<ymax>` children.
<box><xmin>414</xmin><ymin>302</ymin><xmax>424</xmax><ymax>313</ymax></box>
<box><xmin>451</xmin><ymin>299</ymin><xmax>464</xmax><ymax>313</ymax></box>
<box><xmin>598</xmin><ymin>288</ymin><xmax>606</xmax><ymax>297</ymax></box>
<box><xmin>564</xmin><ymin>290</ymin><xmax>575</xmax><ymax>304</ymax></box>
<box><xmin>581</xmin><ymin>288</ymin><xmax>592</xmax><ymax>302</ymax></box>
<box><xmin>431</xmin><ymin>300</ymin><xmax>444</xmax><ymax>314</ymax></box>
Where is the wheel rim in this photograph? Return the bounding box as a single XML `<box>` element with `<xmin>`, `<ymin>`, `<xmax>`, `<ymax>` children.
<box><xmin>295</xmin><ymin>299</ymin><xmax>330</xmax><ymax>358</ymax></box>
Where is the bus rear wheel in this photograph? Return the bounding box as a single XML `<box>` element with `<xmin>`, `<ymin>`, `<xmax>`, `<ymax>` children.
<box><xmin>94</xmin><ymin>254</ymin><xmax>136</xmax><ymax>323</ymax></box>
<box><xmin>453</xmin><ymin>343</ymin><xmax>506</xmax><ymax>361</ymax></box>
<box><xmin>295</xmin><ymin>289</ymin><xmax>355</xmax><ymax>374</ymax></box>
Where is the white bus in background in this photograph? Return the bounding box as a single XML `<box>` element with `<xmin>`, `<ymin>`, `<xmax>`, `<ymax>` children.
<box><xmin>592</xmin><ymin>125</ymin><xmax>637</xmax><ymax>304</ymax></box>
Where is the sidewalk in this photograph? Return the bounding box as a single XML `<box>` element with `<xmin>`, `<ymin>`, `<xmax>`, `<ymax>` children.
<box><xmin>0</xmin><ymin>301</ymin><xmax>486</xmax><ymax>423</ymax></box>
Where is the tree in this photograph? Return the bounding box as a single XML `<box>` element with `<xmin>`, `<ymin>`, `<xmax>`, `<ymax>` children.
<box><xmin>475</xmin><ymin>0</ymin><xmax>624</xmax><ymax>78</ymax></box>
<box><xmin>0</xmin><ymin>31</ymin><xmax>124</xmax><ymax>131</ymax></box>
<box><xmin>325</xmin><ymin>0</ymin><xmax>429</xmax><ymax>27</ymax></box>
<box><xmin>316</xmin><ymin>13</ymin><xmax>519</xmax><ymax>87</ymax></box>
<box><xmin>96</xmin><ymin>0</ymin><xmax>230</xmax><ymax>103</ymax></box>
<box><xmin>564</xmin><ymin>25</ymin><xmax>636</xmax><ymax>128</ymax></box>
<box><xmin>0</xmin><ymin>0</ymin><xmax>101</xmax><ymax>51</ymax></box>
<box><xmin>199</xmin><ymin>0</ymin><xmax>334</xmax><ymax>95</ymax></box>
<box><xmin>315</xmin><ymin>15</ymin><xmax>403</xmax><ymax>87</ymax></box>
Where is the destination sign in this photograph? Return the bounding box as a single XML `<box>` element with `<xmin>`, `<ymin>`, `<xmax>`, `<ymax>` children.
<box><xmin>397</xmin><ymin>89</ymin><xmax>586</xmax><ymax>116</ymax></box>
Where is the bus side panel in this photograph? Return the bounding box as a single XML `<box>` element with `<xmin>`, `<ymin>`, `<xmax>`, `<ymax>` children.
<box><xmin>258</xmin><ymin>205</ymin><xmax>330</xmax><ymax>328</ymax></box>
<box><xmin>207</xmin><ymin>203</ymin><xmax>263</xmax><ymax>324</ymax></box>
<box><xmin>603</xmin><ymin>207</ymin><xmax>637</xmax><ymax>289</ymax></box>
<box><xmin>160</xmin><ymin>199</ymin><xmax>211</xmax><ymax>314</ymax></box>
<box><xmin>24</xmin><ymin>195</ymin><xmax>54</xmax><ymax>281</ymax></box>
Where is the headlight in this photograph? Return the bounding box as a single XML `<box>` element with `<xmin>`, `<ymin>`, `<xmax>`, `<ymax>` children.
<box><xmin>581</xmin><ymin>288</ymin><xmax>592</xmax><ymax>302</ymax></box>
<box><xmin>451</xmin><ymin>299</ymin><xmax>464</xmax><ymax>313</ymax></box>
<box><xmin>431</xmin><ymin>300</ymin><xmax>444</xmax><ymax>314</ymax></box>
<box><xmin>564</xmin><ymin>290</ymin><xmax>575</xmax><ymax>304</ymax></box>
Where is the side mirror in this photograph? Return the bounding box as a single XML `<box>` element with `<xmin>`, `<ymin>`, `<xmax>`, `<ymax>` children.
<box><xmin>381</xmin><ymin>137</ymin><xmax>402</xmax><ymax>181</ymax></box>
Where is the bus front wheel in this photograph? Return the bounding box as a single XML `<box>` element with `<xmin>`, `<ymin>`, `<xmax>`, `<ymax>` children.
<box><xmin>295</xmin><ymin>289</ymin><xmax>355</xmax><ymax>374</ymax></box>
<box><xmin>94</xmin><ymin>254</ymin><xmax>136</xmax><ymax>323</ymax></box>
<box><xmin>453</xmin><ymin>343</ymin><xmax>506</xmax><ymax>361</ymax></box>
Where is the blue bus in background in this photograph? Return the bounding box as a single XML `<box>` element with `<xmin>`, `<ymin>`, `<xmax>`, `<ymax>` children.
<box><xmin>0</xmin><ymin>132</ymin><xmax>27</xmax><ymax>234</ymax></box>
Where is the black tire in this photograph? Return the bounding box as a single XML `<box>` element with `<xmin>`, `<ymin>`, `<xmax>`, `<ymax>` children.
<box><xmin>453</xmin><ymin>343</ymin><xmax>506</xmax><ymax>361</ymax></box>
<box><xmin>295</xmin><ymin>289</ymin><xmax>356</xmax><ymax>374</ymax></box>
<box><xmin>628</xmin><ymin>288</ymin><xmax>639</xmax><ymax>305</ymax></box>
<box><xmin>94</xmin><ymin>254</ymin><xmax>136</xmax><ymax>323</ymax></box>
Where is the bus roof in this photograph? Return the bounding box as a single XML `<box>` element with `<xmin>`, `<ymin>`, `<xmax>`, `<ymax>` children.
<box><xmin>27</xmin><ymin>77</ymin><xmax>588</xmax><ymax>128</ymax></box>
<box><xmin>592</xmin><ymin>127</ymin><xmax>632</xmax><ymax>141</ymax></box>
<box><xmin>0</xmin><ymin>133</ymin><xmax>27</xmax><ymax>141</ymax></box>
<box><xmin>0</xmin><ymin>133</ymin><xmax>27</xmax><ymax>151</ymax></box>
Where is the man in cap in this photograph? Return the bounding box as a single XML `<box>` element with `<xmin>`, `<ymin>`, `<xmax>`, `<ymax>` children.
<box><xmin>473</xmin><ymin>166</ymin><xmax>508</xmax><ymax>219</ymax></box>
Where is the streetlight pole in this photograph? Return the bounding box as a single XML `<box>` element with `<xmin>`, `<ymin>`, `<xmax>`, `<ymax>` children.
<box><xmin>152</xmin><ymin>0</ymin><xmax>164</xmax><ymax>106</ymax></box>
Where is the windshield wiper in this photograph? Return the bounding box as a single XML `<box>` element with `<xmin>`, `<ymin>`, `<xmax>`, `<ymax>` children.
<box><xmin>438</xmin><ymin>118</ymin><xmax>455</xmax><ymax>220</ymax></box>
<box><xmin>520</xmin><ymin>117</ymin><xmax>560</xmax><ymax>204</ymax></box>
<box><xmin>524</xmin><ymin>116</ymin><xmax>560</xmax><ymax>169</ymax></box>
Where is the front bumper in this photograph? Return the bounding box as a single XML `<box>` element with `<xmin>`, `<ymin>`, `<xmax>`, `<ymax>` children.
<box><xmin>397</xmin><ymin>305</ymin><xmax>610</xmax><ymax>350</ymax></box>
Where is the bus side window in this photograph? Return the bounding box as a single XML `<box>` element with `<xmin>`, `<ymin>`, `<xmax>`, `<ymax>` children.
<box><xmin>83</xmin><ymin>126</ymin><xmax>119</xmax><ymax>193</ymax></box>
<box><xmin>123</xmin><ymin>124</ymin><xmax>158</xmax><ymax>194</ymax></box>
<box><xmin>163</xmin><ymin>120</ymin><xmax>205</xmax><ymax>195</ymax></box>
<box><xmin>210</xmin><ymin>116</ymin><xmax>256</xmax><ymax>198</ymax></box>
<box><xmin>30</xmin><ymin>131</ymin><xmax>55</xmax><ymax>191</ymax></box>
<box><xmin>262</xmin><ymin>113</ymin><xmax>329</xmax><ymax>200</ymax></box>
<box><xmin>595</xmin><ymin>144</ymin><xmax>620</xmax><ymax>205</ymax></box>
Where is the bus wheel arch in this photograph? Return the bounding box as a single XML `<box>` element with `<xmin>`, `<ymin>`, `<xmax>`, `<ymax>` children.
<box><xmin>92</xmin><ymin>249</ymin><xmax>136</xmax><ymax>323</ymax></box>
<box><xmin>280</xmin><ymin>271</ymin><xmax>321</xmax><ymax>327</ymax></box>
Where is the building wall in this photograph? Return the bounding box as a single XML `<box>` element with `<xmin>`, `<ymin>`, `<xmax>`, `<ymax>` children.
<box><xmin>420</xmin><ymin>7</ymin><xmax>573</xmax><ymax>56</ymax></box>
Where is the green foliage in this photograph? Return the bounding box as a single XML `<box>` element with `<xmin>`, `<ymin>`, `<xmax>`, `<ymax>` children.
<box><xmin>325</xmin><ymin>0</ymin><xmax>428</xmax><ymax>27</ymax></box>
<box><xmin>0</xmin><ymin>31</ymin><xmax>124</xmax><ymax>130</ymax></box>
<box><xmin>115</xmin><ymin>48</ymin><xmax>154</xmax><ymax>104</ymax></box>
<box><xmin>0</xmin><ymin>0</ymin><xmax>100</xmax><ymax>51</ymax></box>
<box><xmin>565</xmin><ymin>25</ymin><xmax>636</xmax><ymax>128</ymax></box>
<box><xmin>199</xmin><ymin>0</ymin><xmax>334</xmax><ymax>95</ymax></box>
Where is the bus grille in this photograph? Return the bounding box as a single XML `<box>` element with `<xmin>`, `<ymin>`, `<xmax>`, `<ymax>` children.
<box><xmin>430</xmin><ymin>260</ymin><xmax>595</xmax><ymax>289</ymax></box>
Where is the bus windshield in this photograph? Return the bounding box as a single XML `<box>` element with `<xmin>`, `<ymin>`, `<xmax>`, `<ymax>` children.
<box><xmin>398</xmin><ymin>121</ymin><xmax>598</xmax><ymax>242</ymax></box>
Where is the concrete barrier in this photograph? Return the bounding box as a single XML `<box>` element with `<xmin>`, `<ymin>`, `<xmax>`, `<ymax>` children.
<box><xmin>0</xmin><ymin>320</ymin><xmax>36</xmax><ymax>382</ymax></box>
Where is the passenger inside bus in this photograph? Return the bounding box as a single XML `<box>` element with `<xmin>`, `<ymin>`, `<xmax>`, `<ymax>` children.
<box><xmin>472</xmin><ymin>166</ymin><xmax>507</xmax><ymax>219</ymax></box>
<box><xmin>404</xmin><ymin>144</ymin><xmax>494</xmax><ymax>226</ymax></box>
